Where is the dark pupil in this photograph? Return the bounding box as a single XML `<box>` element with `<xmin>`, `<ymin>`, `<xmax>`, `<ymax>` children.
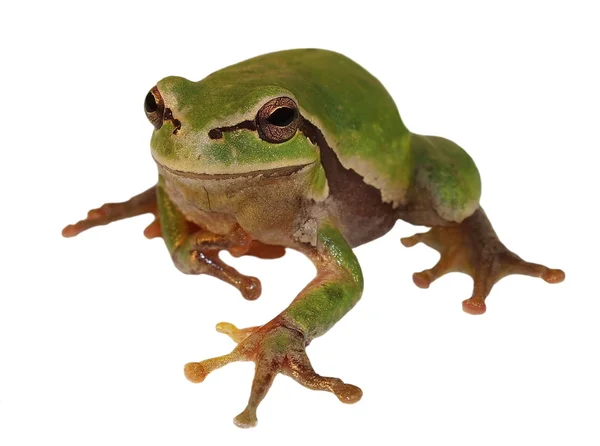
<box><xmin>268</xmin><ymin>107</ymin><xmax>296</xmax><ymax>127</ymax></box>
<box><xmin>144</xmin><ymin>92</ymin><xmax>157</xmax><ymax>113</ymax></box>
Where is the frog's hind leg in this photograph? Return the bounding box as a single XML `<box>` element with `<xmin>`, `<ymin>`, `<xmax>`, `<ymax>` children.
<box><xmin>62</xmin><ymin>186</ymin><xmax>158</xmax><ymax>238</ymax></box>
<box><xmin>400</xmin><ymin>134</ymin><xmax>564</xmax><ymax>314</ymax></box>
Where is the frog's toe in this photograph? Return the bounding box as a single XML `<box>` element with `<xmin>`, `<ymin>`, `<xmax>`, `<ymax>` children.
<box><xmin>406</xmin><ymin>236</ymin><xmax>464</xmax><ymax>290</ymax></box>
<box><xmin>413</xmin><ymin>271</ymin><xmax>434</xmax><ymax>288</ymax></box>
<box><xmin>184</xmin><ymin>361</ymin><xmax>208</xmax><ymax>383</ymax></box>
<box><xmin>236</xmin><ymin>352</ymin><xmax>283</xmax><ymax>428</ymax></box>
<box><xmin>462</xmin><ymin>296</ymin><xmax>487</xmax><ymax>315</ymax></box>
<box><xmin>284</xmin><ymin>353</ymin><xmax>363</xmax><ymax>404</ymax></box>
<box><xmin>239</xmin><ymin>276</ymin><xmax>262</xmax><ymax>300</ymax></box>
<box><xmin>401</xmin><ymin>232</ymin><xmax>425</xmax><ymax>248</ymax></box>
<box><xmin>233</xmin><ymin>409</ymin><xmax>258</xmax><ymax>428</ymax></box>
<box><xmin>222</xmin><ymin>268</ymin><xmax>262</xmax><ymax>301</ymax></box>
<box><xmin>175</xmin><ymin>248</ymin><xmax>262</xmax><ymax>300</ymax></box>
<box><xmin>215</xmin><ymin>322</ymin><xmax>259</xmax><ymax>344</ymax></box>
<box><xmin>545</xmin><ymin>268</ymin><xmax>566</xmax><ymax>283</ymax></box>
<box><xmin>184</xmin><ymin>349</ymin><xmax>244</xmax><ymax>384</ymax></box>
<box><xmin>412</xmin><ymin>254</ymin><xmax>458</xmax><ymax>289</ymax></box>
<box><xmin>62</xmin><ymin>208</ymin><xmax>111</xmax><ymax>237</ymax></box>
<box><xmin>502</xmin><ymin>254</ymin><xmax>565</xmax><ymax>284</ymax></box>
<box><xmin>143</xmin><ymin>217</ymin><xmax>162</xmax><ymax>239</ymax></box>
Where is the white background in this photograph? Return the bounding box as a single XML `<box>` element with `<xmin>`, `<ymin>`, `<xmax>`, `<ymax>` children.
<box><xmin>1</xmin><ymin>1</ymin><xmax>598</xmax><ymax>445</ymax></box>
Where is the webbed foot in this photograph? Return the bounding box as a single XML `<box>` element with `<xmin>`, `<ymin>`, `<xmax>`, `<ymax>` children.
<box><xmin>171</xmin><ymin>225</ymin><xmax>263</xmax><ymax>300</ymax></box>
<box><xmin>401</xmin><ymin>208</ymin><xmax>565</xmax><ymax>314</ymax></box>
<box><xmin>184</xmin><ymin>320</ymin><xmax>362</xmax><ymax>428</ymax></box>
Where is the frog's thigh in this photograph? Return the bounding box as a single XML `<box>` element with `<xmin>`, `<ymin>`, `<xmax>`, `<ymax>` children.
<box><xmin>408</xmin><ymin>134</ymin><xmax>481</xmax><ymax>224</ymax></box>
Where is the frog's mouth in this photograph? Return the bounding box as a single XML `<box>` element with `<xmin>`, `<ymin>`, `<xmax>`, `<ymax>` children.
<box><xmin>155</xmin><ymin>159</ymin><xmax>314</xmax><ymax>180</ymax></box>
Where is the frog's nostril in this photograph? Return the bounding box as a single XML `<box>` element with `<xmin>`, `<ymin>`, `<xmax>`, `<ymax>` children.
<box><xmin>144</xmin><ymin>86</ymin><xmax>164</xmax><ymax>130</ymax></box>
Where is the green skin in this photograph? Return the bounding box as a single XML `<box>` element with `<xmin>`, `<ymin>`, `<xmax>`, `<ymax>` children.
<box><xmin>63</xmin><ymin>49</ymin><xmax>565</xmax><ymax>428</ymax></box>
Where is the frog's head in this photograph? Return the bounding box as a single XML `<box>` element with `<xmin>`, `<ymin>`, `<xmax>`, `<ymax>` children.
<box><xmin>145</xmin><ymin>76</ymin><xmax>320</xmax><ymax>180</ymax></box>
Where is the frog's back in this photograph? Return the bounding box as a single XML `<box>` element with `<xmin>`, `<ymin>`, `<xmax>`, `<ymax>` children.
<box><xmin>205</xmin><ymin>49</ymin><xmax>412</xmax><ymax>206</ymax></box>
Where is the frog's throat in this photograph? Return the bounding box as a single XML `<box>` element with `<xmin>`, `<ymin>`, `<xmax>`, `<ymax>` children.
<box><xmin>154</xmin><ymin>158</ymin><xmax>314</xmax><ymax>180</ymax></box>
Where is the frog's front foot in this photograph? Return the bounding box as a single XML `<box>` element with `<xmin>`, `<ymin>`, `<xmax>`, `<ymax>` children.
<box><xmin>184</xmin><ymin>319</ymin><xmax>362</xmax><ymax>428</ymax></box>
<box><xmin>401</xmin><ymin>208</ymin><xmax>565</xmax><ymax>314</ymax></box>
<box><xmin>172</xmin><ymin>226</ymin><xmax>262</xmax><ymax>300</ymax></box>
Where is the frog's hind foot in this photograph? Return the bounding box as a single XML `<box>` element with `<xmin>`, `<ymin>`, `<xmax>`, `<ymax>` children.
<box><xmin>184</xmin><ymin>320</ymin><xmax>362</xmax><ymax>428</ymax></box>
<box><xmin>401</xmin><ymin>208</ymin><xmax>565</xmax><ymax>314</ymax></box>
<box><xmin>62</xmin><ymin>186</ymin><xmax>158</xmax><ymax>238</ymax></box>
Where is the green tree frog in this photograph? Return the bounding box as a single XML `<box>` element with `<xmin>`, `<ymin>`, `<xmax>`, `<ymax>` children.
<box><xmin>63</xmin><ymin>49</ymin><xmax>565</xmax><ymax>428</ymax></box>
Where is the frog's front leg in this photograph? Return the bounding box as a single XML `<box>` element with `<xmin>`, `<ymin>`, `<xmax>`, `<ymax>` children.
<box><xmin>62</xmin><ymin>181</ymin><xmax>281</xmax><ymax>299</ymax></box>
<box><xmin>401</xmin><ymin>134</ymin><xmax>565</xmax><ymax>314</ymax></box>
<box><xmin>184</xmin><ymin>223</ymin><xmax>364</xmax><ymax>428</ymax></box>
<box><xmin>156</xmin><ymin>179</ymin><xmax>262</xmax><ymax>300</ymax></box>
<box><xmin>62</xmin><ymin>186</ymin><xmax>159</xmax><ymax>238</ymax></box>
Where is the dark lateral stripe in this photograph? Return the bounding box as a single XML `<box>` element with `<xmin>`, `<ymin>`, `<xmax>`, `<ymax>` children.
<box><xmin>164</xmin><ymin>108</ymin><xmax>182</xmax><ymax>134</ymax></box>
<box><xmin>298</xmin><ymin>117</ymin><xmax>328</xmax><ymax>154</ymax></box>
<box><xmin>299</xmin><ymin>116</ymin><xmax>391</xmax><ymax>217</ymax></box>
<box><xmin>298</xmin><ymin>116</ymin><xmax>355</xmax><ymax>183</ymax></box>
<box><xmin>203</xmin><ymin>112</ymin><xmax>356</xmax><ymax>192</ymax></box>
<box><xmin>208</xmin><ymin>120</ymin><xmax>257</xmax><ymax>139</ymax></box>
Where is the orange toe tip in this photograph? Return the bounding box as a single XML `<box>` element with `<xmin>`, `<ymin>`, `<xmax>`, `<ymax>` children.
<box><xmin>184</xmin><ymin>362</ymin><xmax>207</xmax><ymax>383</ymax></box>
<box><xmin>335</xmin><ymin>384</ymin><xmax>363</xmax><ymax>404</ymax></box>
<box><xmin>215</xmin><ymin>322</ymin><xmax>235</xmax><ymax>333</ymax></box>
<box><xmin>229</xmin><ymin>247</ymin><xmax>247</xmax><ymax>258</ymax></box>
<box><xmin>241</xmin><ymin>278</ymin><xmax>262</xmax><ymax>301</ymax></box>
<box><xmin>143</xmin><ymin>228</ymin><xmax>161</xmax><ymax>239</ymax></box>
<box><xmin>233</xmin><ymin>412</ymin><xmax>257</xmax><ymax>429</ymax></box>
<box><xmin>412</xmin><ymin>273</ymin><xmax>431</xmax><ymax>289</ymax></box>
<box><xmin>61</xmin><ymin>225</ymin><xmax>77</xmax><ymax>238</ymax></box>
<box><xmin>400</xmin><ymin>237</ymin><xmax>415</xmax><ymax>248</ymax></box>
<box><xmin>544</xmin><ymin>269</ymin><xmax>565</xmax><ymax>284</ymax></box>
<box><xmin>462</xmin><ymin>299</ymin><xmax>487</xmax><ymax>315</ymax></box>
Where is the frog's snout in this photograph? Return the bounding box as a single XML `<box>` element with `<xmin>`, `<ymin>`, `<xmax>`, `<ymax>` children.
<box><xmin>144</xmin><ymin>86</ymin><xmax>181</xmax><ymax>134</ymax></box>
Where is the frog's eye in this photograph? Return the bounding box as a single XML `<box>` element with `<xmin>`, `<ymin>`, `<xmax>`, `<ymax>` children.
<box><xmin>144</xmin><ymin>86</ymin><xmax>165</xmax><ymax>130</ymax></box>
<box><xmin>256</xmin><ymin>97</ymin><xmax>300</xmax><ymax>143</ymax></box>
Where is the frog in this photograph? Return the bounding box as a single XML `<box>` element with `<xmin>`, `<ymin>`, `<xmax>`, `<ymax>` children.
<box><xmin>62</xmin><ymin>48</ymin><xmax>565</xmax><ymax>428</ymax></box>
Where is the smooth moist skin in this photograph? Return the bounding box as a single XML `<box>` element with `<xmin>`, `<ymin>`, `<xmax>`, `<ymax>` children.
<box><xmin>63</xmin><ymin>48</ymin><xmax>565</xmax><ymax>428</ymax></box>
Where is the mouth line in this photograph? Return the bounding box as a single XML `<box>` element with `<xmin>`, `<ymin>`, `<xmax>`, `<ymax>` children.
<box><xmin>155</xmin><ymin>158</ymin><xmax>314</xmax><ymax>180</ymax></box>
